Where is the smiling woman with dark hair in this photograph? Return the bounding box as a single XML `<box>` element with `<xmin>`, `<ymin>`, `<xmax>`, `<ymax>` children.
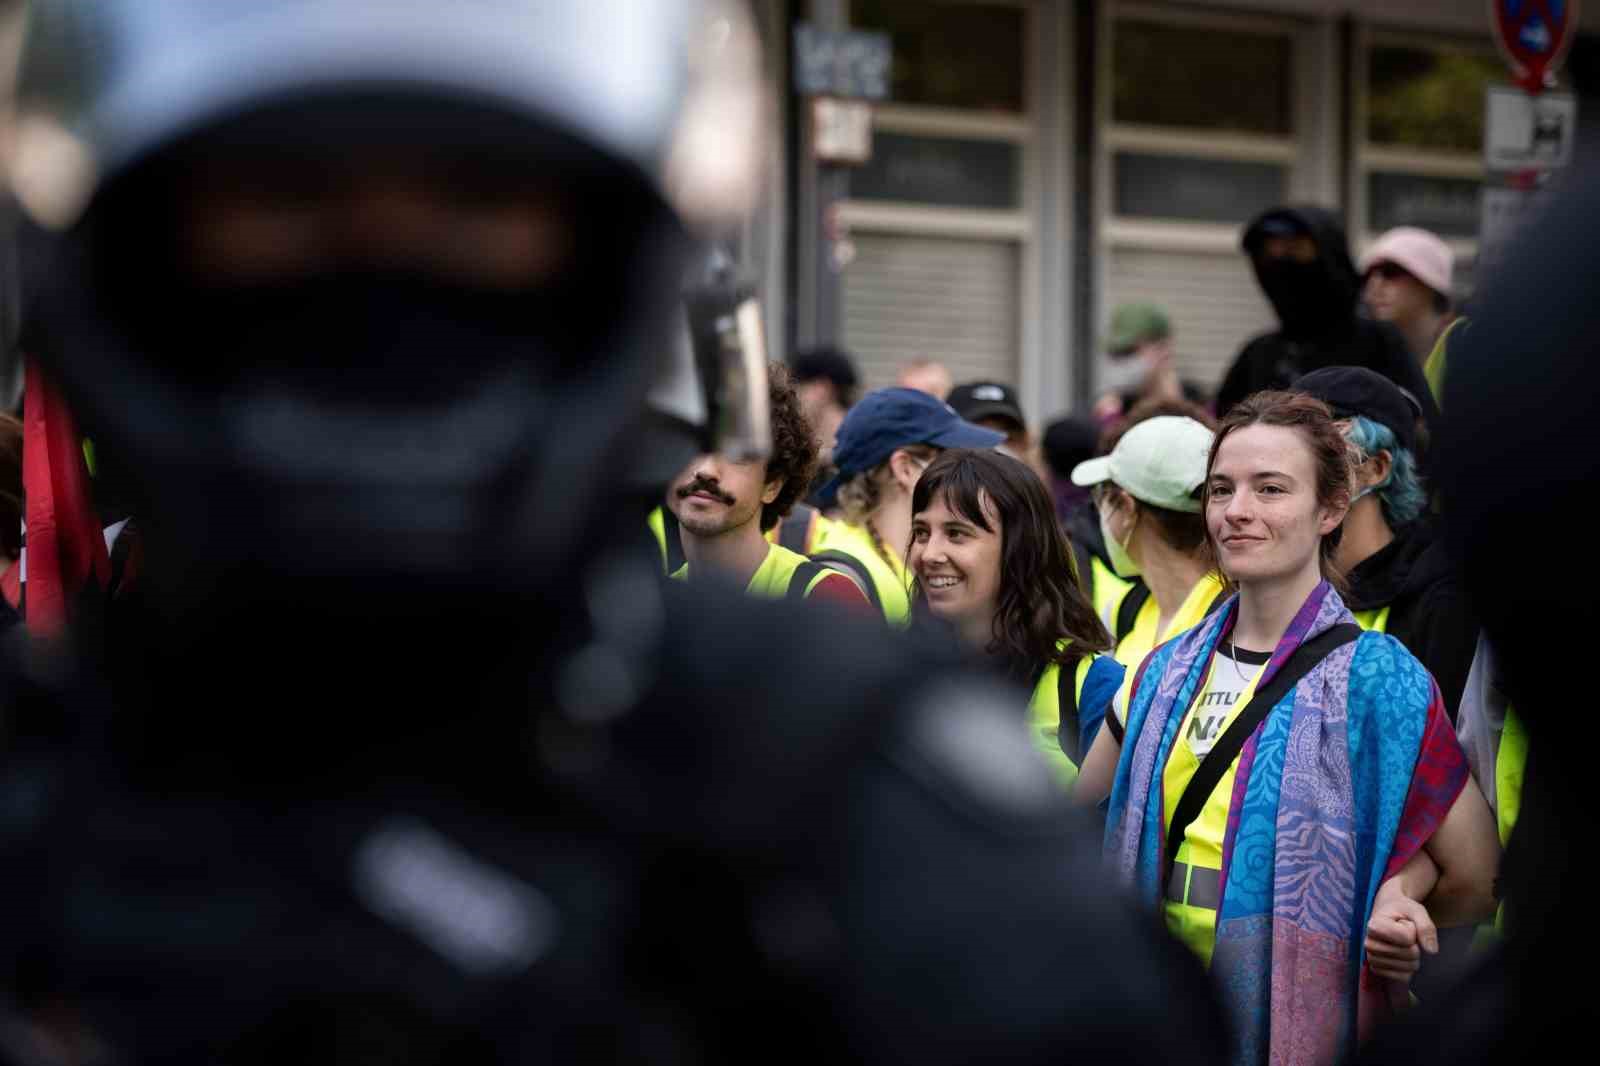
<box><xmin>908</xmin><ymin>449</ymin><xmax>1122</xmax><ymax>786</ymax></box>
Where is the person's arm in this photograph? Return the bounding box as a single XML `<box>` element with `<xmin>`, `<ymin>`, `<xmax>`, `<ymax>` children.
<box><xmin>1419</xmin><ymin>774</ymin><xmax>1501</xmax><ymax>928</ymax></box>
<box><xmin>1366</xmin><ymin>849</ymin><xmax>1441</xmax><ymax>982</ymax></box>
<box><xmin>1071</xmin><ymin>724</ymin><xmax>1120</xmax><ymax>808</ymax></box>
<box><xmin>1365</xmin><ymin>774</ymin><xmax>1499</xmax><ymax>985</ymax></box>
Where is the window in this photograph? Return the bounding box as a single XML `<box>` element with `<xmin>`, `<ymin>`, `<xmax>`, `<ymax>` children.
<box><xmin>850</xmin><ymin>0</ymin><xmax>1026</xmax><ymax>112</ymax></box>
<box><xmin>1104</xmin><ymin>9</ymin><xmax>1298</xmax><ymax>228</ymax></box>
<box><xmin>1114</xmin><ymin>154</ymin><xmax>1286</xmax><ymax>224</ymax></box>
<box><xmin>1366</xmin><ymin>173</ymin><xmax>1481</xmax><ymax>239</ymax></box>
<box><xmin>1367</xmin><ymin>44</ymin><xmax>1509</xmax><ymax>153</ymax></box>
<box><xmin>851</xmin><ymin>133</ymin><xmax>1022</xmax><ymax>210</ymax></box>
<box><xmin>1352</xmin><ymin>30</ymin><xmax>1500</xmax><ymax>279</ymax></box>
<box><xmin>1097</xmin><ymin>4</ymin><xmax>1303</xmax><ymax>390</ymax></box>
<box><xmin>835</xmin><ymin>2</ymin><xmax>1035</xmax><ymax>391</ymax></box>
<box><xmin>1112</xmin><ymin>20</ymin><xmax>1292</xmax><ymax>136</ymax></box>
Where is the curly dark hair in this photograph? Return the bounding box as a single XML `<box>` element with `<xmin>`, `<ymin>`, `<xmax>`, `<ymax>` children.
<box><xmin>762</xmin><ymin>364</ymin><xmax>820</xmax><ymax>531</ymax></box>
<box><xmin>910</xmin><ymin>449</ymin><xmax>1111</xmax><ymax>678</ymax></box>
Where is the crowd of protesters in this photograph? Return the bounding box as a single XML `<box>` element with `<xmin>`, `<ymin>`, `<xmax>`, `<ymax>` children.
<box><xmin>633</xmin><ymin>202</ymin><xmax>1518</xmax><ymax>1063</ymax></box>
<box><xmin>2</xmin><ymin>141</ymin><xmax>1519</xmax><ymax>1060</ymax></box>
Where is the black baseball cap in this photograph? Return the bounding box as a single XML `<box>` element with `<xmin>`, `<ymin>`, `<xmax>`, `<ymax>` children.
<box><xmin>946</xmin><ymin>381</ymin><xmax>1026</xmax><ymax>432</ymax></box>
<box><xmin>815</xmin><ymin>388</ymin><xmax>1005</xmax><ymax>505</ymax></box>
<box><xmin>1294</xmin><ymin>366</ymin><xmax>1421</xmax><ymax>453</ymax></box>
<box><xmin>1041</xmin><ymin>415</ymin><xmax>1100</xmax><ymax>479</ymax></box>
<box><xmin>790</xmin><ymin>347</ymin><xmax>860</xmax><ymax>392</ymax></box>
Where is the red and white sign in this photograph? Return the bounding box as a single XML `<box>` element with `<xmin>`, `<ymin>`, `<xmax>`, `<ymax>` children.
<box><xmin>1491</xmin><ymin>0</ymin><xmax>1580</xmax><ymax>92</ymax></box>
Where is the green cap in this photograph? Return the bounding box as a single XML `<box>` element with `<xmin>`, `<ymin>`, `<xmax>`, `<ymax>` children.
<box><xmin>1106</xmin><ymin>303</ymin><xmax>1171</xmax><ymax>354</ymax></box>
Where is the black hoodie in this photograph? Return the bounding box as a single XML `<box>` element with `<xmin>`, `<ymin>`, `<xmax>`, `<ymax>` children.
<box><xmin>1342</xmin><ymin>519</ymin><xmax>1476</xmax><ymax>719</ymax></box>
<box><xmin>1217</xmin><ymin>206</ymin><xmax>1440</xmax><ymax>436</ymax></box>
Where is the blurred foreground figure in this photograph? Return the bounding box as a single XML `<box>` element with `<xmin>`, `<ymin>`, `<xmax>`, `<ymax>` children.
<box><xmin>0</xmin><ymin>3</ymin><xmax>1227</xmax><ymax>1064</ymax></box>
<box><xmin>1361</xmin><ymin>150</ymin><xmax>1598</xmax><ymax>1066</ymax></box>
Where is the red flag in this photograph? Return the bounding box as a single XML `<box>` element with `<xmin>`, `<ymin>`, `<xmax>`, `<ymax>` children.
<box><xmin>21</xmin><ymin>357</ymin><xmax>110</xmax><ymax>635</ymax></box>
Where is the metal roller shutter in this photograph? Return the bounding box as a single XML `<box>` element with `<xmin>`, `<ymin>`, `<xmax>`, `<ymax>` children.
<box><xmin>1105</xmin><ymin>247</ymin><xmax>1277</xmax><ymax>393</ymax></box>
<box><xmin>842</xmin><ymin>233</ymin><xmax>1021</xmax><ymax>392</ymax></box>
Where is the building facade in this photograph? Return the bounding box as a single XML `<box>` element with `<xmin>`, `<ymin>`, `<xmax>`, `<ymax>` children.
<box><xmin>749</xmin><ymin>0</ymin><xmax>1598</xmax><ymax>425</ymax></box>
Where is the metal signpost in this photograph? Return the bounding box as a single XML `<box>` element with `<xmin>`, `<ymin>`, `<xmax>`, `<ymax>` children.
<box><xmin>1478</xmin><ymin>1</ymin><xmax>1580</xmax><ymax>282</ymax></box>
<box><xmin>792</xmin><ymin>22</ymin><xmax>891</xmax><ymax>164</ymax></box>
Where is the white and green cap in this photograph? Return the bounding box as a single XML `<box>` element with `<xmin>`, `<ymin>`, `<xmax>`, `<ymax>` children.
<box><xmin>1069</xmin><ymin>416</ymin><xmax>1213</xmax><ymax>513</ymax></box>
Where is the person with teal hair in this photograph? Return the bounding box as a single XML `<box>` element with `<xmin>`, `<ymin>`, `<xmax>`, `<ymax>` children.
<box><xmin>1294</xmin><ymin>367</ymin><xmax>1478</xmax><ymax>721</ymax></box>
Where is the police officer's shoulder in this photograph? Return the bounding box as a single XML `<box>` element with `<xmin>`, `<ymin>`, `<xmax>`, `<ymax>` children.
<box><xmin>607</xmin><ymin>580</ymin><xmax>924</xmax><ymax>839</ymax></box>
<box><xmin>887</xmin><ymin>675</ymin><xmax>1071</xmax><ymax>831</ymax></box>
<box><xmin>0</xmin><ymin>626</ymin><xmax>84</xmax><ymax>852</ymax></box>
<box><xmin>638</xmin><ymin>581</ymin><xmax>1070</xmax><ymax>838</ymax></box>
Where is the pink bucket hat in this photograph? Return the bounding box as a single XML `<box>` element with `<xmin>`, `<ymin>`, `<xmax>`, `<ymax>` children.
<box><xmin>1360</xmin><ymin>226</ymin><xmax>1454</xmax><ymax>297</ymax></box>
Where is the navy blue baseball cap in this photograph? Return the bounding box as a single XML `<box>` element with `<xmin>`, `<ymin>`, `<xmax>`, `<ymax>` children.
<box><xmin>815</xmin><ymin>387</ymin><xmax>1006</xmax><ymax>505</ymax></box>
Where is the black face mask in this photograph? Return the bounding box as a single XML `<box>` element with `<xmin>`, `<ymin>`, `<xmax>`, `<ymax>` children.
<box><xmin>1254</xmin><ymin>256</ymin><xmax>1355</xmax><ymax>339</ymax></box>
<box><xmin>35</xmin><ymin>243</ymin><xmax>671</xmax><ymax>613</ymax></box>
<box><xmin>160</xmin><ymin>272</ymin><xmax>568</xmax><ymax>398</ymax></box>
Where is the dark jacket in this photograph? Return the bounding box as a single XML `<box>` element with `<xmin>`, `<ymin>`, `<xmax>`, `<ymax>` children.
<box><xmin>1062</xmin><ymin>497</ymin><xmax>1109</xmax><ymax>585</ymax></box>
<box><xmin>1218</xmin><ymin>206</ymin><xmax>1440</xmax><ymax>438</ymax></box>
<box><xmin>1342</xmin><ymin>520</ymin><xmax>1476</xmax><ymax>719</ymax></box>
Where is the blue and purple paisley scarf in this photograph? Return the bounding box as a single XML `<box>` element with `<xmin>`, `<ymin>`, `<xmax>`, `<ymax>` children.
<box><xmin>1106</xmin><ymin>581</ymin><xmax>1467</xmax><ymax>1066</ymax></box>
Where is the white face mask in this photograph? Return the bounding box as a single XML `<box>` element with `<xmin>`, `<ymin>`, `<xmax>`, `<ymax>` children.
<box><xmin>1100</xmin><ymin>352</ymin><xmax>1153</xmax><ymax>395</ymax></box>
<box><xmin>1350</xmin><ymin>456</ymin><xmax>1392</xmax><ymax>505</ymax></box>
<box><xmin>1099</xmin><ymin>502</ymin><xmax>1142</xmax><ymax>579</ymax></box>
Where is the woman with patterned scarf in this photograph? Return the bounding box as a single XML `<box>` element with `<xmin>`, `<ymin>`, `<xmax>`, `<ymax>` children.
<box><xmin>1075</xmin><ymin>391</ymin><xmax>1498</xmax><ymax>1065</ymax></box>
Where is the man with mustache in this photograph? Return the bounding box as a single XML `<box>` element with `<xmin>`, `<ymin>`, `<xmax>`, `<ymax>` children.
<box><xmin>666</xmin><ymin>366</ymin><xmax>869</xmax><ymax>606</ymax></box>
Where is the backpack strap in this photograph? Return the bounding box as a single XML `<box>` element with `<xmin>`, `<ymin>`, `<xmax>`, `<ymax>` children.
<box><xmin>1057</xmin><ymin>657</ymin><xmax>1082</xmax><ymax>764</ymax></box>
<box><xmin>1114</xmin><ymin>582</ymin><xmax>1152</xmax><ymax>643</ymax></box>
<box><xmin>1163</xmin><ymin>624</ymin><xmax>1361</xmax><ymax>876</ymax></box>
<box><xmin>777</xmin><ymin>507</ymin><xmax>816</xmax><ymax>554</ymax></box>
<box><xmin>785</xmin><ymin>560</ymin><xmax>826</xmax><ymax>602</ymax></box>
<box><xmin>808</xmin><ymin>550</ymin><xmax>882</xmax><ymax>612</ymax></box>
<box><xmin>661</xmin><ymin>506</ymin><xmax>687</xmax><ymax>574</ymax></box>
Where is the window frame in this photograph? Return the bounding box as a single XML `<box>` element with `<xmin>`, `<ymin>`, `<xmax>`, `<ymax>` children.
<box><xmin>1099</xmin><ymin>1</ymin><xmax>1311</xmax><ymax>250</ymax></box>
<box><xmin>834</xmin><ymin>0</ymin><xmax>1047</xmax><ymax>410</ymax></box>
<box><xmin>1348</xmin><ymin>23</ymin><xmax>1499</xmax><ymax>268</ymax></box>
